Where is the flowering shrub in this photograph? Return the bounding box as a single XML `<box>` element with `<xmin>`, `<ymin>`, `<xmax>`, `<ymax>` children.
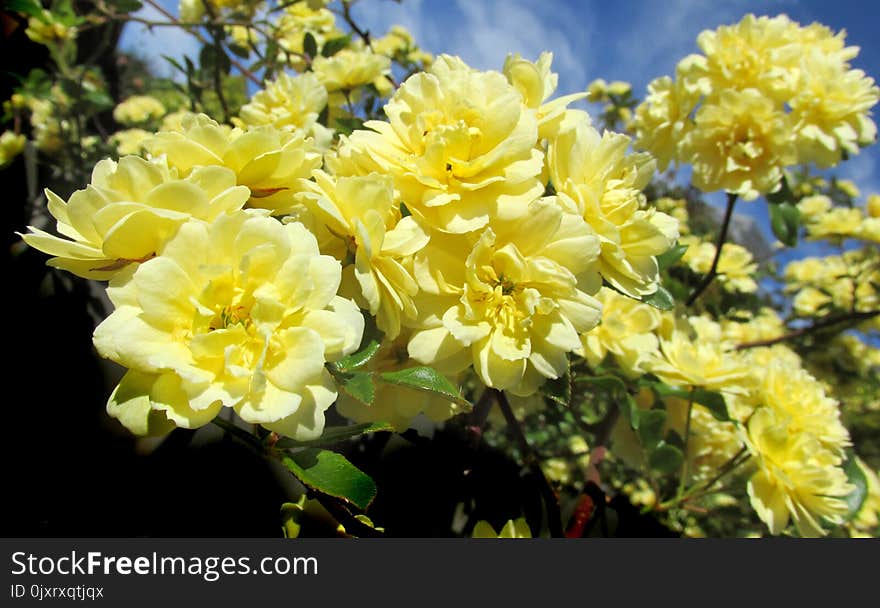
<box><xmin>5</xmin><ymin>0</ymin><xmax>880</xmax><ymax>538</ymax></box>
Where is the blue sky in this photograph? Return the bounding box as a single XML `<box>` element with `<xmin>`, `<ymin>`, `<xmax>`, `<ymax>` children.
<box><xmin>121</xmin><ymin>0</ymin><xmax>880</xmax><ymax>264</ymax></box>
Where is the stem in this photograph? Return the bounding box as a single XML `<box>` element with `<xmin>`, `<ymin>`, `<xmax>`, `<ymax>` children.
<box><xmin>492</xmin><ymin>389</ymin><xmax>564</xmax><ymax>538</ymax></box>
<box><xmin>685</xmin><ymin>192</ymin><xmax>738</xmax><ymax>306</ymax></box>
<box><xmin>735</xmin><ymin>310</ymin><xmax>880</xmax><ymax>350</ymax></box>
<box><xmin>339</xmin><ymin>0</ymin><xmax>373</xmax><ymax>49</ymax></box>
<box><xmin>656</xmin><ymin>445</ymin><xmax>750</xmax><ymax>511</ymax></box>
<box><xmin>677</xmin><ymin>389</ymin><xmax>695</xmax><ymax>497</ymax></box>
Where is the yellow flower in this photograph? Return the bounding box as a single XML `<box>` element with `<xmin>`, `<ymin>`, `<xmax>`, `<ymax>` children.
<box><xmin>681</xmin><ymin>89</ymin><xmax>796</xmax><ymax>200</ymax></box>
<box><xmin>549</xmin><ymin>112</ymin><xmax>679</xmax><ymax>297</ymax></box>
<box><xmin>472</xmin><ymin>518</ymin><xmax>531</xmax><ymax>538</ymax></box>
<box><xmin>297</xmin><ymin>171</ymin><xmax>429</xmax><ymax>338</ymax></box>
<box><xmin>275</xmin><ymin>3</ymin><xmax>342</xmax><ymax>68</ymax></box>
<box><xmin>335</xmin><ymin>333</ymin><xmax>465</xmax><ymax>430</ymax></box>
<box><xmin>312</xmin><ymin>48</ymin><xmax>391</xmax><ymax>94</ymax></box>
<box><xmin>796</xmin><ymin>194</ymin><xmax>832</xmax><ymax>222</ymax></box>
<box><xmin>113</xmin><ymin>95</ymin><xmax>166</xmax><ymax>126</ymax></box>
<box><xmin>648</xmin><ymin>326</ymin><xmax>751</xmax><ymax>393</ymax></box>
<box><xmin>237</xmin><ymin>72</ymin><xmax>329</xmax><ymax>136</ymax></box>
<box><xmin>331</xmin><ymin>54</ymin><xmax>544</xmax><ymax>234</ymax></box>
<box><xmin>144</xmin><ymin>113</ymin><xmax>322</xmax><ymax>215</ymax></box>
<box><xmin>867</xmin><ymin>194</ymin><xmax>880</xmax><ymax>218</ymax></box>
<box><xmin>804</xmin><ymin>207</ymin><xmax>862</xmax><ymax>240</ymax></box>
<box><xmin>502</xmin><ymin>52</ymin><xmax>587</xmax><ymax>139</ymax></box>
<box><xmin>21</xmin><ymin>156</ymin><xmax>249</xmax><ymax>279</ymax></box>
<box><xmin>25</xmin><ymin>10</ymin><xmax>76</xmax><ymax>46</ymax></box>
<box><xmin>110</xmin><ymin>128</ymin><xmax>151</xmax><ymax>156</ymax></box>
<box><xmin>720</xmin><ymin>308</ymin><xmax>784</xmax><ymax>344</ymax></box>
<box><xmin>633</xmin><ymin>76</ymin><xmax>700</xmax><ymax>171</ymax></box>
<box><xmin>790</xmin><ymin>49</ymin><xmax>879</xmax><ymax>168</ymax></box>
<box><xmin>746</xmin><ymin>406</ymin><xmax>852</xmax><ymax>537</ymax></box>
<box><xmin>93</xmin><ymin>211</ymin><xmax>364</xmax><ymax>440</ymax></box>
<box><xmin>579</xmin><ymin>288</ymin><xmax>662</xmax><ymax>376</ymax></box>
<box><xmin>408</xmin><ymin>197</ymin><xmax>601</xmax><ymax>396</ymax></box>
<box><xmin>680</xmin><ymin>235</ymin><xmax>758</xmax><ymax>293</ymax></box>
<box><xmin>0</xmin><ymin>131</ymin><xmax>26</xmax><ymax>168</ymax></box>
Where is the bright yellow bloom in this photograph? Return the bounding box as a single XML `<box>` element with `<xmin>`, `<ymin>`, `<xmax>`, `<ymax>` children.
<box><xmin>312</xmin><ymin>48</ymin><xmax>391</xmax><ymax>94</ymax></box>
<box><xmin>0</xmin><ymin>131</ymin><xmax>26</xmax><ymax>168</ymax></box>
<box><xmin>113</xmin><ymin>95</ymin><xmax>166</xmax><ymax>126</ymax></box>
<box><xmin>746</xmin><ymin>406</ymin><xmax>852</xmax><ymax>537</ymax></box>
<box><xmin>648</xmin><ymin>326</ymin><xmax>751</xmax><ymax>393</ymax></box>
<box><xmin>867</xmin><ymin>194</ymin><xmax>880</xmax><ymax>218</ymax></box>
<box><xmin>275</xmin><ymin>3</ymin><xmax>342</xmax><ymax>68</ymax></box>
<box><xmin>94</xmin><ymin>211</ymin><xmax>364</xmax><ymax>440</ymax></box>
<box><xmin>110</xmin><ymin>128</ymin><xmax>151</xmax><ymax>156</ymax></box>
<box><xmin>548</xmin><ymin>112</ymin><xmax>679</xmax><ymax>297</ymax></box>
<box><xmin>408</xmin><ymin>197</ymin><xmax>601</xmax><ymax>396</ymax></box>
<box><xmin>21</xmin><ymin>156</ymin><xmax>249</xmax><ymax>279</ymax></box>
<box><xmin>681</xmin><ymin>89</ymin><xmax>796</xmax><ymax>200</ymax></box>
<box><xmin>578</xmin><ymin>288</ymin><xmax>662</xmax><ymax>376</ymax></box>
<box><xmin>796</xmin><ymin>194</ymin><xmax>832</xmax><ymax>222</ymax></box>
<box><xmin>297</xmin><ymin>171</ymin><xmax>428</xmax><ymax>338</ymax></box>
<box><xmin>680</xmin><ymin>235</ymin><xmax>758</xmax><ymax>293</ymax></box>
<box><xmin>331</xmin><ymin>54</ymin><xmax>544</xmax><ymax>234</ymax></box>
<box><xmin>632</xmin><ymin>76</ymin><xmax>700</xmax><ymax>171</ymax></box>
<box><xmin>144</xmin><ymin>113</ymin><xmax>322</xmax><ymax>215</ymax></box>
<box><xmin>790</xmin><ymin>49</ymin><xmax>879</xmax><ymax>168</ymax></box>
<box><xmin>237</xmin><ymin>72</ymin><xmax>329</xmax><ymax>136</ymax></box>
<box><xmin>25</xmin><ymin>10</ymin><xmax>76</xmax><ymax>46</ymax></box>
<box><xmin>472</xmin><ymin>518</ymin><xmax>531</xmax><ymax>538</ymax></box>
<box><xmin>720</xmin><ymin>308</ymin><xmax>785</xmax><ymax>344</ymax></box>
<box><xmin>502</xmin><ymin>52</ymin><xmax>587</xmax><ymax>139</ymax></box>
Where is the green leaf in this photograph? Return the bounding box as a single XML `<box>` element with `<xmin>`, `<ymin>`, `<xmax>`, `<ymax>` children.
<box><xmin>378</xmin><ymin>367</ymin><xmax>471</xmax><ymax>408</ymax></box>
<box><xmin>279</xmin><ymin>448</ymin><xmax>377</xmax><ymax>511</ymax></box>
<box><xmin>274</xmin><ymin>422</ymin><xmax>393</xmax><ymax>449</ymax></box>
<box><xmin>226</xmin><ymin>42</ymin><xmax>251</xmax><ymax>59</ymax></box>
<box><xmin>333</xmin><ymin>314</ymin><xmax>383</xmax><ymax>371</ymax></box>
<box><xmin>162</xmin><ymin>55</ymin><xmax>186</xmax><ymax>75</ymax></box>
<box><xmin>199</xmin><ymin>44</ymin><xmax>231</xmax><ymax>75</ymax></box>
<box><xmin>107</xmin><ymin>0</ymin><xmax>143</xmax><ymax>12</ymax></box>
<box><xmin>328</xmin><ymin>369</ymin><xmax>375</xmax><ymax>405</ymax></box>
<box><xmin>7</xmin><ymin>0</ymin><xmax>44</xmax><ymax>18</ymax></box>
<box><xmin>334</xmin><ymin>116</ymin><xmax>365</xmax><ymax>135</ymax></box>
<box><xmin>321</xmin><ymin>35</ymin><xmax>351</xmax><ymax>57</ymax></box>
<box><xmin>650</xmin><ymin>382</ymin><xmax>730</xmax><ymax>422</ymax></box>
<box><xmin>656</xmin><ymin>243</ymin><xmax>688</xmax><ymax>272</ymax></box>
<box><xmin>543</xmin><ymin>361</ymin><xmax>571</xmax><ymax>407</ymax></box>
<box><xmin>303</xmin><ymin>32</ymin><xmax>318</xmax><ymax>58</ymax></box>
<box><xmin>841</xmin><ymin>451</ymin><xmax>868</xmax><ymax>522</ymax></box>
<box><xmin>769</xmin><ymin>201</ymin><xmax>800</xmax><ymax>247</ymax></box>
<box><xmin>649</xmin><ymin>443</ymin><xmax>684</xmax><ymax>475</ymax></box>
<box><xmin>641</xmin><ymin>285</ymin><xmax>675</xmax><ymax>311</ymax></box>
<box><xmin>618</xmin><ymin>393</ymin><xmax>640</xmax><ymax>430</ymax></box>
<box><xmin>638</xmin><ymin>409</ymin><xmax>667</xmax><ymax>451</ymax></box>
<box><xmin>765</xmin><ymin>175</ymin><xmax>794</xmax><ymax>205</ymax></box>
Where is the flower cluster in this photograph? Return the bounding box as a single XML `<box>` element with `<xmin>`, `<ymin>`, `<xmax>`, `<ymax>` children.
<box><xmin>633</xmin><ymin>14</ymin><xmax>879</xmax><ymax>200</ymax></box>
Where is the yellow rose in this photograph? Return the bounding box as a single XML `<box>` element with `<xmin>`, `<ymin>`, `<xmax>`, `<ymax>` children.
<box><xmin>330</xmin><ymin>54</ymin><xmax>544</xmax><ymax>234</ymax></box>
<box><xmin>238</xmin><ymin>72</ymin><xmax>329</xmax><ymax>136</ymax></box>
<box><xmin>0</xmin><ymin>131</ymin><xmax>26</xmax><ymax>168</ymax></box>
<box><xmin>549</xmin><ymin>112</ymin><xmax>679</xmax><ymax>297</ymax></box>
<box><xmin>312</xmin><ymin>48</ymin><xmax>391</xmax><ymax>93</ymax></box>
<box><xmin>113</xmin><ymin>95</ymin><xmax>167</xmax><ymax>126</ymax></box>
<box><xmin>94</xmin><ymin>211</ymin><xmax>364</xmax><ymax>440</ymax></box>
<box><xmin>297</xmin><ymin>171</ymin><xmax>429</xmax><ymax>338</ymax></box>
<box><xmin>144</xmin><ymin>113</ymin><xmax>322</xmax><ymax>215</ymax></box>
<box><xmin>21</xmin><ymin>156</ymin><xmax>249</xmax><ymax>279</ymax></box>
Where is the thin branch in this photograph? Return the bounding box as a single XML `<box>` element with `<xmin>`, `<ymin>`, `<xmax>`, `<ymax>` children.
<box><xmin>685</xmin><ymin>192</ymin><xmax>738</xmax><ymax>306</ymax></box>
<box><xmin>492</xmin><ymin>389</ymin><xmax>564</xmax><ymax>538</ymax></box>
<box><xmin>735</xmin><ymin>309</ymin><xmax>880</xmax><ymax>350</ymax></box>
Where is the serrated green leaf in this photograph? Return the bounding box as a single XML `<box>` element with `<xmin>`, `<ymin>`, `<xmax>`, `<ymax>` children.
<box><xmin>765</xmin><ymin>175</ymin><xmax>793</xmax><ymax>205</ymax></box>
<box><xmin>226</xmin><ymin>41</ymin><xmax>251</xmax><ymax>59</ymax></box>
<box><xmin>769</xmin><ymin>201</ymin><xmax>799</xmax><ymax>247</ymax></box>
<box><xmin>378</xmin><ymin>366</ymin><xmax>470</xmax><ymax>408</ymax></box>
<box><xmin>279</xmin><ymin>448</ymin><xmax>377</xmax><ymax>511</ymax></box>
<box><xmin>321</xmin><ymin>35</ymin><xmax>351</xmax><ymax>57</ymax></box>
<box><xmin>334</xmin><ymin>116</ymin><xmax>365</xmax><ymax>135</ymax></box>
<box><xmin>641</xmin><ymin>285</ymin><xmax>675</xmax><ymax>311</ymax></box>
<box><xmin>274</xmin><ymin>422</ymin><xmax>393</xmax><ymax>449</ymax></box>
<box><xmin>543</xmin><ymin>362</ymin><xmax>571</xmax><ymax>407</ymax></box>
<box><xmin>638</xmin><ymin>409</ymin><xmax>667</xmax><ymax>450</ymax></box>
<box><xmin>841</xmin><ymin>451</ymin><xmax>869</xmax><ymax>522</ymax></box>
<box><xmin>162</xmin><ymin>55</ymin><xmax>186</xmax><ymax>75</ymax></box>
<box><xmin>333</xmin><ymin>314</ymin><xmax>383</xmax><ymax>371</ymax></box>
<box><xmin>649</xmin><ymin>443</ymin><xmax>684</xmax><ymax>475</ymax></box>
<box><xmin>657</xmin><ymin>243</ymin><xmax>688</xmax><ymax>272</ymax></box>
<box><xmin>303</xmin><ymin>32</ymin><xmax>318</xmax><ymax>58</ymax></box>
<box><xmin>329</xmin><ymin>369</ymin><xmax>375</xmax><ymax>405</ymax></box>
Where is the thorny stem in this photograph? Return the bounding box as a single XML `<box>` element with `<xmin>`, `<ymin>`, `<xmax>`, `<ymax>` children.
<box><xmin>492</xmin><ymin>389</ymin><xmax>565</xmax><ymax>538</ymax></box>
<box><xmin>685</xmin><ymin>192</ymin><xmax>738</xmax><ymax>306</ymax></box>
